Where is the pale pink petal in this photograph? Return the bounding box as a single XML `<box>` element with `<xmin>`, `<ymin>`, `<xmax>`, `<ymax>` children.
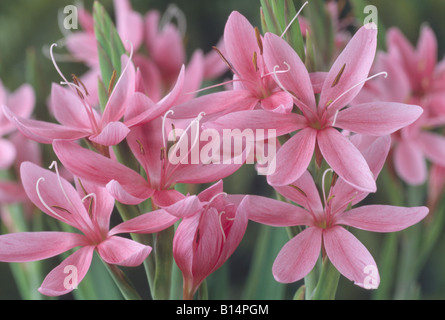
<box><xmin>157</xmin><ymin>65</ymin><xmax>186</xmax><ymax>111</ymax></box>
<box><xmin>274</xmin><ymin>170</ymin><xmax>324</xmax><ymax>220</ymax></box>
<box><xmin>335</xmin><ymin>102</ymin><xmax>423</xmax><ymax>136</ymax></box>
<box><xmin>393</xmin><ymin>140</ymin><xmax>427</xmax><ymax>185</ymax></box>
<box><xmin>177</xmin><ymin>50</ymin><xmax>204</xmax><ymax>104</ymax></box>
<box><xmin>161</xmin><ymin>195</ymin><xmax>203</xmax><ymax>218</ymax></box>
<box><xmin>109</xmin><ymin>209</ymin><xmax>178</xmax><ymax>236</ymax></box>
<box><xmin>335</xmin><ymin>205</ymin><xmax>429</xmax><ymax>232</ymax></box>
<box><xmin>0</xmin><ymin>138</ymin><xmax>16</xmax><ymax>169</ymax></box>
<box><xmin>101</xmin><ymin>55</ymin><xmax>136</xmax><ymax>125</ymax></box>
<box><xmin>272</xmin><ymin>227</ymin><xmax>322</xmax><ymax>283</ymax></box>
<box><xmin>197</xmin><ymin>180</ymin><xmax>224</xmax><ymax>202</ymax></box>
<box><xmin>224</xmin><ymin>11</ymin><xmax>261</xmax><ymax>85</ymax></box>
<box><xmin>89</xmin><ymin>121</ymin><xmax>130</xmax><ymax>146</ymax></box>
<box><xmin>267</xmin><ymin>128</ymin><xmax>317</xmax><ymax>187</ymax></box>
<box><xmin>20</xmin><ymin>161</ymin><xmax>94</xmax><ymax>231</ymax></box>
<box><xmin>3</xmin><ymin>105</ymin><xmax>89</xmax><ymax>144</ymax></box>
<box><xmin>39</xmin><ymin>245</ymin><xmax>95</xmax><ymax>297</ymax></box>
<box><xmin>310</xmin><ymin>72</ymin><xmax>327</xmax><ymax>94</ymax></box>
<box><xmin>114</xmin><ymin>0</ymin><xmax>144</xmax><ymax>51</ymax></box>
<box><xmin>323</xmin><ymin>226</ymin><xmax>379</xmax><ymax>289</ymax></box>
<box><xmin>0</xmin><ymin>232</ymin><xmax>87</xmax><ymax>262</ymax></box>
<box><xmin>0</xmin><ymin>181</ymin><xmax>27</xmax><ymax>203</ymax></box>
<box><xmin>263</xmin><ymin>32</ymin><xmax>316</xmax><ymax>111</ymax></box>
<box><xmin>53</xmin><ymin>140</ymin><xmax>152</xmax><ymax>200</ymax></box>
<box><xmin>242</xmin><ymin>195</ymin><xmax>313</xmax><ymax>227</ymax></box>
<box><xmin>50</xmin><ymin>84</ymin><xmax>91</xmax><ymax>130</ymax></box>
<box><xmin>203</xmin><ymin>110</ymin><xmax>304</xmax><ymax>141</ymax></box>
<box><xmin>417</xmin><ymin>25</ymin><xmax>437</xmax><ymax>80</ymax></box>
<box><xmin>203</xmin><ymin>37</ymin><xmax>228</xmax><ymax>80</ymax></box>
<box><xmin>171</xmin><ymin>90</ymin><xmax>258</xmax><ymax>120</ymax></box>
<box><xmin>152</xmin><ymin>189</ymin><xmax>186</xmax><ymax>208</ymax></box>
<box><xmin>318</xmin><ymin>128</ymin><xmax>376</xmax><ymax>192</ymax></box>
<box><xmin>417</xmin><ymin>131</ymin><xmax>445</xmax><ymax>166</ymax></box>
<box><xmin>260</xmin><ymin>91</ymin><xmax>294</xmax><ymax>114</ymax></box>
<box><xmin>106</xmin><ymin>179</ymin><xmax>152</xmax><ymax>205</ymax></box>
<box><xmin>97</xmin><ymin>236</ymin><xmax>152</xmax><ymax>267</ymax></box>
<box><xmin>2</xmin><ymin>84</ymin><xmax>35</xmax><ymax>135</ymax></box>
<box><xmin>319</xmin><ymin>25</ymin><xmax>377</xmax><ymax>113</ymax></box>
<box><xmin>66</xmin><ymin>33</ymin><xmax>98</xmax><ymax>68</ymax></box>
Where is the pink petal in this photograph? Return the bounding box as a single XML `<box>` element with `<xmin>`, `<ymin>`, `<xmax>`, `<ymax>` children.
<box><xmin>242</xmin><ymin>195</ymin><xmax>313</xmax><ymax>227</ymax></box>
<box><xmin>416</xmin><ymin>25</ymin><xmax>437</xmax><ymax>80</ymax></box>
<box><xmin>0</xmin><ymin>181</ymin><xmax>27</xmax><ymax>204</ymax></box>
<box><xmin>263</xmin><ymin>32</ymin><xmax>316</xmax><ymax>112</ymax></box>
<box><xmin>393</xmin><ymin>140</ymin><xmax>427</xmax><ymax>185</ymax></box>
<box><xmin>318</xmin><ymin>128</ymin><xmax>376</xmax><ymax>192</ymax></box>
<box><xmin>0</xmin><ymin>138</ymin><xmax>16</xmax><ymax>170</ymax></box>
<box><xmin>224</xmin><ymin>11</ymin><xmax>262</xmax><ymax>85</ymax></box>
<box><xmin>197</xmin><ymin>180</ymin><xmax>224</xmax><ymax>202</ymax></box>
<box><xmin>20</xmin><ymin>162</ymin><xmax>94</xmax><ymax>232</ymax></box>
<box><xmin>50</xmin><ymin>84</ymin><xmax>91</xmax><ymax>130</ymax></box>
<box><xmin>335</xmin><ymin>102</ymin><xmax>423</xmax><ymax>136</ymax></box>
<box><xmin>319</xmin><ymin>25</ymin><xmax>377</xmax><ymax>113</ymax></box>
<box><xmin>3</xmin><ymin>105</ymin><xmax>89</xmax><ymax>144</ymax></box>
<box><xmin>106</xmin><ymin>179</ymin><xmax>152</xmax><ymax>205</ymax></box>
<box><xmin>323</xmin><ymin>226</ymin><xmax>379</xmax><ymax>289</ymax></box>
<box><xmin>114</xmin><ymin>0</ymin><xmax>144</xmax><ymax>51</ymax></box>
<box><xmin>203</xmin><ymin>110</ymin><xmax>304</xmax><ymax>137</ymax></box>
<box><xmin>417</xmin><ymin>131</ymin><xmax>445</xmax><ymax>166</ymax></box>
<box><xmin>273</xmin><ymin>170</ymin><xmax>324</xmax><ymax>220</ymax></box>
<box><xmin>203</xmin><ymin>37</ymin><xmax>228</xmax><ymax>80</ymax></box>
<box><xmin>109</xmin><ymin>209</ymin><xmax>178</xmax><ymax>235</ymax></box>
<box><xmin>53</xmin><ymin>140</ymin><xmax>152</xmax><ymax>200</ymax></box>
<box><xmin>171</xmin><ymin>90</ymin><xmax>258</xmax><ymax>120</ymax></box>
<box><xmin>39</xmin><ymin>245</ymin><xmax>95</xmax><ymax>297</ymax></box>
<box><xmin>89</xmin><ymin>121</ymin><xmax>130</xmax><ymax>146</ymax></box>
<box><xmin>2</xmin><ymin>84</ymin><xmax>35</xmax><ymax>135</ymax></box>
<box><xmin>267</xmin><ymin>128</ymin><xmax>317</xmax><ymax>187</ymax></box>
<box><xmin>272</xmin><ymin>227</ymin><xmax>322</xmax><ymax>283</ymax></box>
<box><xmin>101</xmin><ymin>55</ymin><xmax>136</xmax><ymax>125</ymax></box>
<box><xmin>310</xmin><ymin>72</ymin><xmax>327</xmax><ymax>94</ymax></box>
<box><xmin>177</xmin><ymin>50</ymin><xmax>204</xmax><ymax>104</ymax></box>
<box><xmin>97</xmin><ymin>236</ymin><xmax>152</xmax><ymax>267</ymax></box>
<box><xmin>335</xmin><ymin>205</ymin><xmax>429</xmax><ymax>232</ymax></box>
<box><xmin>65</xmin><ymin>33</ymin><xmax>98</xmax><ymax>68</ymax></box>
<box><xmin>260</xmin><ymin>90</ymin><xmax>294</xmax><ymax>114</ymax></box>
<box><xmin>0</xmin><ymin>232</ymin><xmax>87</xmax><ymax>262</ymax></box>
<box><xmin>160</xmin><ymin>194</ymin><xmax>203</xmax><ymax>218</ymax></box>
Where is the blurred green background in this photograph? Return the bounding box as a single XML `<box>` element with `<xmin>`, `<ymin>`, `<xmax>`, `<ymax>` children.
<box><xmin>0</xmin><ymin>0</ymin><xmax>444</xmax><ymax>300</ymax></box>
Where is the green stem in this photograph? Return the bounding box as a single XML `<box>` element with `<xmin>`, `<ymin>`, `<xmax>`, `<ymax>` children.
<box><xmin>103</xmin><ymin>263</ymin><xmax>142</xmax><ymax>300</ymax></box>
<box><xmin>312</xmin><ymin>257</ymin><xmax>340</xmax><ymax>300</ymax></box>
<box><xmin>153</xmin><ymin>225</ymin><xmax>175</xmax><ymax>300</ymax></box>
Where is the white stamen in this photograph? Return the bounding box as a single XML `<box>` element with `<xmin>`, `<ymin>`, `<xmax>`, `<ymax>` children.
<box><xmin>271</xmin><ymin>62</ymin><xmax>292</xmax><ymax>95</ymax></box>
<box><xmin>107</xmin><ymin>41</ymin><xmax>134</xmax><ymax>100</ymax></box>
<box><xmin>159</xmin><ymin>4</ymin><xmax>187</xmax><ymax>38</ymax></box>
<box><xmin>162</xmin><ymin>110</ymin><xmax>175</xmax><ymax>150</ymax></box>
<box><xmin>331</xmin><ymin>109</ymin><xmax>340</xmax><ymax>127</ymax></box>
<box><xmin>281</xmin><ymin>1</ymin><xmax>309</xmax><ymax>39</ymax></box>
<box><xmin>327</xmin><ymin>71</ymin><xmax>388</xmax><ymax>110</ymax></box>
<box><xmin>49</xmin><ymin>161</ymin><xmax>75</xmax><ymax>210</ymax></box>
<box><xmin>50</xmin><ymin>44</ymin><xmax>72</xmax><ymax>88</ymax></box>
<box><xmin>36</xmin><ymin>178</ymin><xmax>70</xmax><ymax>223</ymax></box>
<box><xmin>321</xmin><ymin>168</ymin><xmax>334</xmax><ymax>208</ymax></box>
<box><xmin>217</xmin><ymin>211</ymin><xmax>227</xmax><ymax>243</ymax></box>
<box><xmin>82</xmin><ymin>193</ymin><xmax>97</xmax><ymax>217</ymax></box>
<box><xmin>207</xmin><ymin>192</ymin><xmax>228</xmax><ymax>206</ymax></box>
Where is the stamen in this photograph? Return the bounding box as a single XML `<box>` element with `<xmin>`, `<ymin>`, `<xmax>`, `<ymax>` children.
<box><xmin>51</xmin><ymin>206</ymin><xmax>73</xmax><ymax>215</ymax></box>
<box><xmin>107</xmin><ymin>70</ymin><xmax>118</xmax><ymax>96</ymax></box>
<box><xmin>36</xmin><ymin>178</ymin><xmax>70</xmax><ymax>223</ymax></box>
<box><xmin>331</xmin><ymin>109</ymin><xmax>340</xmax><ymax>127</ymax></box>
<box><xmin>289</xmin><ymin>184</ymin><xmax>307</xmax><ymax>198</ymax></box>
<box><xmin>50</xmin><ymin>44</ymin><xmax>73</xmax><ymax>89</ymax></box>
<box><xmin>159</xmin><ymin>4</ymin><xmax>187</xmax><ymax>38</ymax></box>
<box><xmin>326</xmin><ymin>71</ymin><xmax>388</xmax><ymax>110</ymax></box>
<box><xmin>77</xmin><ymin>178</ymin><xmax>88</xmax><ymax>197</ymax></box>
<box><xmin>82</xmin><ymin>193</ymin><xmax>97</xmax><ymax>218</ymax></box>
<box><xmin>253</xmin><ymin>51</ymin><xmax>259</xmax><ymax>72</ymax></box>
<box><xmin>254</xmin><ymin>27</ymin><xmax>263</xmax><ymax>55</ymax></box>
<box><xmin>212</xmin><ymin>46</ymin><xmax>237</xmax><ymax>74</ymax></box>
<box><xmin>49</xmin><ymin>162</ymin><xmax>74</xmax><ymax>210</ymax></box>
<box><xmin>331</xmin><ymin>64</ymin><xmax>346</xmax><ymax>88</ymax></box>
<box><xmin>136</xmin><ymin>139</ymin><xmax>145</xmax><ymax>155</ymax></box>
<box><xmin>321</xmin><ymin>168</ymin><xmax>334</xmax><ymax>208</ymax></box>
<box><xmin>207</xmin><ymin>192</ymin><xmax>228</xmax><ymax>207</ymax></box>
<box><xmin>107</xmin><ymin>40</ymin><xmax>134</xmax><ymax>100</ymax></box>
<box><xmin>162</xmin><ymin>110</ymin><xmax>175</xmax><ymax>150</ymax></box>
<box><xmin>280</xmin><ymin>1</ymin><xmax>309</xmax><ymax>39</ymax></box>
<box><xmin>217</xmin><ymin>211</ymin><xmax>227</xmax><ymax>243</ymax></box>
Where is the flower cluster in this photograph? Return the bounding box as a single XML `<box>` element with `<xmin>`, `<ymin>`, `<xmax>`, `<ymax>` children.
<box><xmin>0</xmin><ymin>0</ymin><xmax>440</xmax><ymax>300</ymax></box>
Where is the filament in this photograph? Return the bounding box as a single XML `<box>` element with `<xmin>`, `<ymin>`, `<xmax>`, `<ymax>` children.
<box><xmin>280</xmin><ymin>1</ymin><xmax>309</xmax><ymax>39</ymax></box>
<box><xmin>36</xmin><ymin>178</ymin><xmax>70</xmax><ymax>223</ymax></box>
<box><xmin>321</xmin><ymin>168</ymin><xmax>334</xmax><ymax>208</ymax></box>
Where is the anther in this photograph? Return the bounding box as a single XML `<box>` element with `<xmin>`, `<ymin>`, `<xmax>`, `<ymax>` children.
<box><xmin>331</xmin><ymin>64</ymin><xmax>346</xmax><ymax>88</ymax></box>
<box><xmin>108</xmin><ymin>70</ymin><xmax>118</xmax><ymax>96</ymax></box>
<box><xmin>254</xmin><ymin>27</ymin><xmax>263</xmax><ymax>55</ymax></box>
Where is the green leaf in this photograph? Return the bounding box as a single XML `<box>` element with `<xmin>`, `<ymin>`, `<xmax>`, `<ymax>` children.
<box><xmin>312</xmin><ymin>258</ymin><xmax>340</xmax><ymax>300</ymax></box>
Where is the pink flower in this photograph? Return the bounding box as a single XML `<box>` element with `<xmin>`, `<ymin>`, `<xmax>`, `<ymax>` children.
<box><xmin>0</xmin><ymin>80</ymin><xmax>35</xmax><ymax>170</ymax></box>
<box><xmin>0</xmin><ymin>161</ymin><xmax>177</xmax><ymax>296</ymax></box>
<box><xmin>172</xmin><ymin>180</ymin><xmax>248</xmax><ymax>299</ymax></box>
<box><xmin>52</xmin><ymin>114</ymin><xmax>242</xmax><ymax>214</ymax></box>
<box><xmin>170</xmin><ymin>11</ymin><xmax>295</xmax><ymax>120</ymax></box>
<box><xmin>354</xmin><ymin>26</ymin><xmax>445</xmax><ymax>185</ymax></box>
<box><xmin>244</xmin><ymin>135</ymin><xmax>429</xmax><ymax>288</ymax></box>
<box><xmin>206</xmin><ymin>25</ymin><xmax>423</xmax><ymax>192</ymax></box>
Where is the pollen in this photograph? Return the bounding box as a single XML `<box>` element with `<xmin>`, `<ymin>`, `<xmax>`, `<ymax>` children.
<box><xmin>254</xmin><ymin>26</ymin><xmax>263</xmax><ymax>55</ymax></box>
<box><xmin>331</xmin><ymin>64</ymin><xmax>346</xmax><ymax>88</ymax></box>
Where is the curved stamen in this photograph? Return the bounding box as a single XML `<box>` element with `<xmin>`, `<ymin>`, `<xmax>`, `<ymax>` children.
<box><xmin>331</xmin><ymin>109</ymin><xmax>340</xmax><ymax>127</ymax></box>
<box><xmin>217</xmin><ymin>211</ymin><xmax>227</xmax><ymax>243</ymax></box>
<box><xmin>162</xmin><ymin>110</ymin><xmax>175</xmax><ymax>150</ymax></box>
<box><xmin>36</xmin><ymin>177</ymin><xmax>70</xmax><ymax>223</ymax></box>
<box><xmin>49</xmin><ymin>161</ymin><xmax>76</xmax><ymax>211</ymax></box>
<box><xmin>159</xmin><ymin>4</ymin><xmax>187</xmax><ymax>38</ymax></box>
<box><xmin>326</xmin><ymin>71</ymin><xmax>388</xmax><ymax>111</ymax></box>
<box><xmin>82</xmin><ymin>193</ymin><xmax>97</xmax><ymax>219</ymax></box>
<box><xmin>280</xmin><ymin>1</ymin><xmax>309</xmax><ymax>39</ymax></box>
<box><xmin>321</xmin><ymin>168</ymin><xmax>334</xmax><ymax>208</ymax></box>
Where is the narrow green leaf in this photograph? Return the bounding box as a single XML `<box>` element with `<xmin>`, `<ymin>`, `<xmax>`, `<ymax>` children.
<box><xmin>312</xmin><ymin>258</ymin><xmax>340</xmax><ymax>300</ymax></box>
